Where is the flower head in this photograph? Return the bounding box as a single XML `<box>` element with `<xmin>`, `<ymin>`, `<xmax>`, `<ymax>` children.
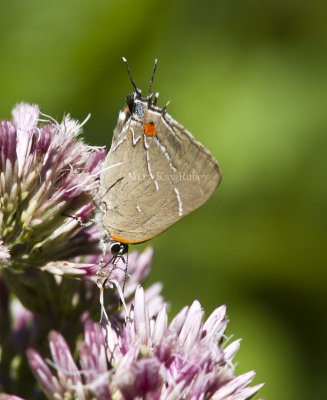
<box><xmin>0</xmin><ymin>103</ymin><xmax>105</xmax><ymax>270</ymax></box>
<box><xmin>26</xmin><ymin>286</ymin><xmax>263</xmax><ymax>400</ymax></box>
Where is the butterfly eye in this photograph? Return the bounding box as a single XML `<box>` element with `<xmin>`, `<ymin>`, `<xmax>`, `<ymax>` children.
<box><xmin>126</xmin><ymin>94</ymin><xmax>134</xmax><ymax>114</ymax></box>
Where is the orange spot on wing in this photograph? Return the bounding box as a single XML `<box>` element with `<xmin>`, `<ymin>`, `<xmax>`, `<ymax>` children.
<box><xmin>144</xmin><ymin>122</ymin><xmax>156</xmax><ymax>136</ymax></box>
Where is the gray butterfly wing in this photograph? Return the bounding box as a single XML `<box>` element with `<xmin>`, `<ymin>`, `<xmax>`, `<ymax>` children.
<box><xmin>100</xmin><ymin>110</ymin><xmax>221</xmax><ymax>243</ymax></box>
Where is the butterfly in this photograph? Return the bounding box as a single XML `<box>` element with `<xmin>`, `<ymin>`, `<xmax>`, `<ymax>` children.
<box><xmin>99</xmin><ymin>58</ymin><xmax>222</xmax><ymax>258</ymax></box>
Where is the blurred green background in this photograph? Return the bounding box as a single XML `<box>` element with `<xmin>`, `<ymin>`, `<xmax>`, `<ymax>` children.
<box><xmin>1</xmin><ymin>0</ymin><xmax>326</xmax><ymax>398</ymax></box>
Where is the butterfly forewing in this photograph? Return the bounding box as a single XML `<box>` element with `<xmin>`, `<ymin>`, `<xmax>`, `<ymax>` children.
<box><xmin>100</xmin><ymin>104</ymin><xmax>221</xmax><ymax>244</ymax></box>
